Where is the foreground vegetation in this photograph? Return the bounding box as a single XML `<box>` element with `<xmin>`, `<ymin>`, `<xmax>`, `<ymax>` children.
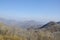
<box><xmin>0</xmin><ymin>22</ymin><xmax>60</xmax><ymax>40</ymax></box>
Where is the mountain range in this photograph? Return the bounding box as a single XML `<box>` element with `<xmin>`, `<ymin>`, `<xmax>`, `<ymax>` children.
<box><xmin>0</xmin><ymin>18</ymin><xmax>42</xmax><ymax>28</ymax></box>
<box><xmin>0</xmin><ymin>18</ymin><xmax>60</xmax><ymax>31</ymax></box>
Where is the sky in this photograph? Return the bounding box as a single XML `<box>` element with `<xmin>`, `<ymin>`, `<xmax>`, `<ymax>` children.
<box><xmin>0</xmin><ymin>0</ymin><xmax>60</xmax><ymax>22</ymax></box>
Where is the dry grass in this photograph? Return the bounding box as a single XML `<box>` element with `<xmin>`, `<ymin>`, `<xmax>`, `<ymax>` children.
<box><xmin>0</xmin><ymin>23</ymin><xmax>60</xmax><ymax>40</ymax></box>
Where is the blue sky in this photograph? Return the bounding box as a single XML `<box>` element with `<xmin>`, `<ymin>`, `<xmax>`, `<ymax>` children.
<box><xmin>0</xmin><ymin>0</ymin><xmax>60</xmax><ymax>22</ymax></box>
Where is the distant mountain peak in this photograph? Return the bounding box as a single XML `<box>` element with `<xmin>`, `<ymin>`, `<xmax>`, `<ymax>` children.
<box><xmin>39</xmin><ymin>21</ymin><xmax>57</xmax><ymax>29</ymax></box>
<box><xmin>57</xmin><ymin>21</ymin><xmax>60</xmax><ymax>24</ymax></box>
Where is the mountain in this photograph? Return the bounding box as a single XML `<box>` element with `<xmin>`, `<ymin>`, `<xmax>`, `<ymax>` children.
<box><xmin>57</xmin><ymin>22</ymin><xmax>60</xmax><ymax>24</ymax></box>
<box><xmin>0</xmin><ymin>18</ymin><xmax>18</xmax><ymax>26</ymax></box>
<box><xmin>0</xmin><ymin>18</ymin><xmax>42</xmax><ymax>28</ymax></box>
<box><xmin>38</xmin><ymin>21</ymin><xmax>60</xmax><ymax>32</ymax></box>
<box><xmin>39</xmin><ymin>21</ymin><xmax>57</xmax><ymax>28</ymax></box>
<box><xmin>10</xmin><ymin>20</ymin><xmax>42</xmax><ymax>28</ymax></box>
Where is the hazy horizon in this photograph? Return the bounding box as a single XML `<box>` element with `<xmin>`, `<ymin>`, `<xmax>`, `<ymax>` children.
<box><xmin>0</xmin><ymin>0</ymin><xmax>60</xmax><ymax>22</ymax></box>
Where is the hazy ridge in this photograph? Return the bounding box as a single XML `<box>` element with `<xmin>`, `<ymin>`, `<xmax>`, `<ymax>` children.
<box><xmin>0</xmin><ymin>18</ymin><xmax>60</xmax><ymax>40</ymax></box>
